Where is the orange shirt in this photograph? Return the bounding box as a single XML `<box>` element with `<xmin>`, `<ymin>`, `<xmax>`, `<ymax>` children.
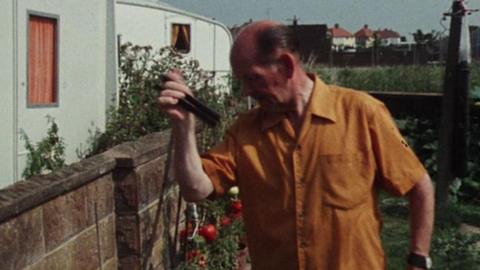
<box><xmin>201</xmin><ymin>75</ymin><xmax>427</xmax><ymax>270</ymax></box>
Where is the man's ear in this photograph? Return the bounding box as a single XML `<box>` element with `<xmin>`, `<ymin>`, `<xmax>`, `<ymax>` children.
<box><xmin>277</xmin><ymin>53</ymin><xmax>295</xmax><ymax>79</ymax></box>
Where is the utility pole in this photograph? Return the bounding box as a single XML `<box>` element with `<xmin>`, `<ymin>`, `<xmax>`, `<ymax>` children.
<box><xmin>286</xmin><ymin>15</ymin><xmax>299</xmax><ymax>27</ymax></box>
<box><xmin>436</xmin><ymin>0</ymin><xmax>471</xmax><ymax>224</ymax></box>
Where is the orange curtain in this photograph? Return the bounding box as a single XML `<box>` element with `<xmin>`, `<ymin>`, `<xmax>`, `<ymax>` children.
<box><xmin>28</xmin><ymin>15</ymin><xmax>57</xmax><ymax>105</ymax></box>
<box><xmin>172</xmin><ymin>24</ymin><xmax>180</xmax><ymax>47</ymax></box>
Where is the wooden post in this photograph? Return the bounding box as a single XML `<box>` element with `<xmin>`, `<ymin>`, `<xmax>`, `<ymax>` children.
<box><xmin>435</xmin><ymin>0</ymin><xmax>469</xmax><ymax>223</ymax></box>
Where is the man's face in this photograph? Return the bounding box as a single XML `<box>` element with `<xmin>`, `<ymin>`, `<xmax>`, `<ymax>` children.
<box><xmin>233</xmin><ymin>58</ymin><xmax>292</xmax><ymax>111</ymax></box>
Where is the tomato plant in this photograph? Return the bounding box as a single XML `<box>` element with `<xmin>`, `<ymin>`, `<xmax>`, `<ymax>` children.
<box><xmin>175</xmin><ymin>186</ymin><xmax>248</xmax><ymax>270</ymax></box>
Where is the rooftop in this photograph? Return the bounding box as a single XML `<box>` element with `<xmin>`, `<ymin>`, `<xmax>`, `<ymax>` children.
<box><xmin>375</xmin><ymin>28</ymin><xmax>401</xmax><ymax>39</ymax></box>
<box><xmin>355</xmin><ymin>24</ymin><xmax>374</xmax><ymax>38</ymax></box>
<box><xmin>329</xmin><ymin>24</ymin><xmax>353</xmax><ymax>38</ymax></box>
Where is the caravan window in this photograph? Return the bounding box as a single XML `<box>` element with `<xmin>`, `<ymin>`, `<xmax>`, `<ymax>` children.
<box><xmin>171</xmin><ymin>24</ymin><xmax>191</xmax><ymax>53</ymax></box>
<box><xmin>28</xmin><ymin>14</ymin><xmax>58</xmax><ymax>106</ymax></box>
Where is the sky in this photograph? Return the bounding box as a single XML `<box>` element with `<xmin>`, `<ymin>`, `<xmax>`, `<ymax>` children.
<box><xmin>159</xmin><ymin>0</ymin><xmax>480</xmax><ymax>40</ymax></box>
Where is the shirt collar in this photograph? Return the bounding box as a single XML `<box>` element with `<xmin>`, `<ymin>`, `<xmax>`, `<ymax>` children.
<box><xmin>309</xmin><ymin>74</ymin><xmax>337</xmax><ymax>123</ymax></box>
<box><xmin>260</xmin><ymin>74</ymin><xmax>336</xmax><ymax>132</ymax></box>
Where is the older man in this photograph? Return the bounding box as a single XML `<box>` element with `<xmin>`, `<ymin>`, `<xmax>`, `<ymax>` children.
<box><xmin>158</xmin><ymin>20</ymin><xmax>434</xmax><ymax>270</ymax></box>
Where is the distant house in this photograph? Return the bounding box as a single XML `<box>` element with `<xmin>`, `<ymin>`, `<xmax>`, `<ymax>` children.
<box><xmin>374</xmin><ymin>28</ymin><xmax>402</xmax><ymax>46</ymax></box>
<box><xmin>329</xmin><ymin>24</ymin><xmax>356</xmax><ymax>52</ymax></box>
<box><xmin>354</xmin><ymin>24</ymin><xmax>375</xmax><ymax>48</ymax></box>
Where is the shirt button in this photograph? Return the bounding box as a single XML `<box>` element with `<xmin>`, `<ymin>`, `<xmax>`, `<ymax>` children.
<box><xmin>296</xmin><ymin>144</ymin><xmax>302</xmax><ymax>150</ymax></box>
<box><xmin>300</xmin><ymin>241</ymin><xmax>307</xmax><ymax>248</ymax></box>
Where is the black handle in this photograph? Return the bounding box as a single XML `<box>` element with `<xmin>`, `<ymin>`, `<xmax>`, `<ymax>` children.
<box><xmin>154</xmin><ymin>76</ymin><xmax>220</xmax><ymax>127</ymax></box>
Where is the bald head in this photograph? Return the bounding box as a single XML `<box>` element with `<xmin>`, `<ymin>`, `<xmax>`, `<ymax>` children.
<box><xmin>229</xmin><ymin>21</ymin><xmax>313</xmax><ymax>114</ymax></box>
<box><xmin>230</xmin><ymin>20</ymin><xmax>299</xmax><ymax>67</ymax></box>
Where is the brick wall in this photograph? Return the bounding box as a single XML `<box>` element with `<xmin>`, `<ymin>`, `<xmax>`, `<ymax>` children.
<box><xmin>0</xmin><ymin>130</ymin><xmax>181</xmax><ymax>270</ymax></box>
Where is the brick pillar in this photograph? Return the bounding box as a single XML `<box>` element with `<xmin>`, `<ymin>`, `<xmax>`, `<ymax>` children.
<box><xmin>109</xmin><ymin>131</ymin><xmax>182</xmax><ymax>270</ymax></box>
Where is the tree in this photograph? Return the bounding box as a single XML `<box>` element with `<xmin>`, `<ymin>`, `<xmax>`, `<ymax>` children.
<box><xmin>412</xmin><ymin>29</ymin><xmax>442</xmax><ymax>63</ymax></box>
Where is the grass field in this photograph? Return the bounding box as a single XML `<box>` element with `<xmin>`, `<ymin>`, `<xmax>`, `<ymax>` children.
<box><xmin>382</xmin><ymin>200</ymin><xmax>480</xmax><ymax>270</ymax></box>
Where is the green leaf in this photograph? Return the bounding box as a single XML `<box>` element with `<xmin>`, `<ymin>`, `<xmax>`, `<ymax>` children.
<box><xmin>471</xmin><ymin>86</ymin><xmax>480</xmax><ymax>101</ymax></box>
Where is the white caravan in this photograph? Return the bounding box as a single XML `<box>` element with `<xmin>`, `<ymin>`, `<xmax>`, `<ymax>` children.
<box><xmin>0</xmin><ymin>0</ymin><xmax>117</xmax><ymax>188</ymax></box>
<box><xmin>116</xmin><ymin>0</ymin><xmax>233</xmax><ymax>84</ymax></box>
<box><xmin>0</xmin><ymin>0</ymin><xmax>232</xmax><ymax>188</ymax></box>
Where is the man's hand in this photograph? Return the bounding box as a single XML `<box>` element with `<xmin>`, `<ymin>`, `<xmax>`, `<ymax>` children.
<box><xmin>156</xmin><ymin>70</ymin><xmax>195</xmax><ymax>126</ymax></box>
<box><xmin>156</xmin><ymin>70</ymin><xmax>214</xmax><ymax>202</ymax></box>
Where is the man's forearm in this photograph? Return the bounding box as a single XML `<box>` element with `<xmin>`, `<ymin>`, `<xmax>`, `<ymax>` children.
<box><xmin>408</xmin><ymin>174</ymin><xmax>435</xmax><ymax>255</ymax></box>
<box><xmin>173</xmin><ymin>119</ymin><xmax>214</xmax><ymax>202</ymax></box>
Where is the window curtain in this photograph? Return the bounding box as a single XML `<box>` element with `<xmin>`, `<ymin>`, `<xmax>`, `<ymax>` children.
<box><xmin>172</xmin><ymin>24</ymin><xmax>180</xmax><ymax>47</ymax></box>
<box><xmin>28</xmin><ymin>15</ymin><xmax>57</xmax><ymax>105</ymax></box>
<box><xmin>180</xmin><ymin>25</ymin><xmax>190</xmax><ymax>47</ymax></box>
<box><xmin>171</xmin><ymin>24</ymin><xmax>190</xmax><ymax>52</ymax></box>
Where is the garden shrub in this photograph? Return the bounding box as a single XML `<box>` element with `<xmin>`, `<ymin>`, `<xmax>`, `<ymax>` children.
<box><xmin>104</xmin><ymin>44</ymin><xmax>203</xmax><ymax>153</ymax></box>
<box><xmin>21</xmin><ymin>116</ymin><xmax>65</xmax><ymax>179</ymax></box>
<box><xmin>80</xmin><ymin>43</ymin><xmax>249</xmax><ymax>158</ymax></box>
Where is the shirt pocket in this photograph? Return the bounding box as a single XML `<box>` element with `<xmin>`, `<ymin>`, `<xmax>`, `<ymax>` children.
<box><xmin>319</xmin><ymin>152</ymin><xmax>372</xmax><ymax>209</ymax></box>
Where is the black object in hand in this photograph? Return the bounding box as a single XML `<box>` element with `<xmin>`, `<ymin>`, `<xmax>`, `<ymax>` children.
<box><xmin>155</xmin><ymin>75</ymin><xmax>220</xmax><ymax>127</ymax></box>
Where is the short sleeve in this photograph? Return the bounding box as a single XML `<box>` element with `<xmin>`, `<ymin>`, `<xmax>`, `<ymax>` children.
<box><xmin>369</xmin><ymin>103</ymin><xmax>428</xmax><ymax>196</ymax></box>
<box><xmin>201</xmin><ymin>128</ymin><xmax>238</xmax><ymax>198</ymax></box>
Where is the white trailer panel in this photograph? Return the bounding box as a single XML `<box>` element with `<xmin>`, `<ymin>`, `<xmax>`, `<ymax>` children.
<box><xmin>0</xmin><ymin>0</ymin><xmax>117</xmax><ymax>187</ymax></box>
<box><xmin>116</xmin><ymin>0</ymin><xmax>232</xmax><ymax>79</ymax></box>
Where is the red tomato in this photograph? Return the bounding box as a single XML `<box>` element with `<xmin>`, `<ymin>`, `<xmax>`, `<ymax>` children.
<box><xmin>186</xmin><ymin>249</ymin><xmax>201</xmax><ymax>261</ymax></box>
<box><xmin>231</xmin><ymin>200</ymin><xmax>242</xmax><ymax>214</ymax></box>
<box><xmin>199</xmin><ymin>224</ymin><xmax>219</xmax><ymax>242</ymax></box>
<box><xmin>179</xmin><ymin>223</ymin><xmax>194</xmax><ymax>240</ymax></box>
<box><xmin>230</xmin><ymin>211</ymin><xmax>243</xmax><ymax>220</ymax></box>
<box><xmin>221</xmin><ymin>216</ymin><xmax>232</xmax><ymax>226</ymax></box>
<box><xmin>179</xmin><ymin>228</ymin><xmax>188</xmax><ymax>240</ymax></box>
